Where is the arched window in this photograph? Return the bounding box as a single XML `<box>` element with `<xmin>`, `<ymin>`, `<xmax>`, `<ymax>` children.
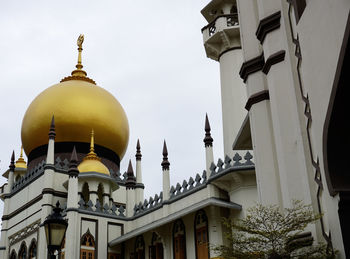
<box><xmin>29</xmin><ymin>239</ymin><xmax>37</xmax><ymax>259</ymax></box>
<box><xmin>97</xmin><ymin>183</ymin><xmax>104</xmax><ymax>204</ymax></box>
<box><xmin>149</xmin><ymin>232</ymin><xmax>163</xmax><ymax>259</ymax></box>
<box><xmin>173</xmin><ymin>219</ymin><xmax>186</xmax><ymax>259</ymax></box>
<box><xmin>18</xmin><ymin>242</ymin><xmax>27</xmax><ymax>259</ymax></box>
<box><xmin>82</xmin><ymin>182</ymin><xmax>90</xmax><ymax>203</ymax></box>
<box><xmin>80</xmin><ymin>229</ymin><xmax>95</xmax><ymax>259</ymax></box>
<box><xmin>10</xmin><ymin>250</ymin><xmax>17</xmax><ymax>259</ymax></box>
<box><xmin>15</xmin><ymin>175</ymin><xmax>21</xmax><ymax>183</ymax></box>
<box><xmin>194</xmin><ymin>210</ymin><xmax>209</xmax><ymax>259</ymax></box>
<box><xmin>134</xmin><ymin>235</ymin><xmax>145</xmax><ymax>259</ymax></box>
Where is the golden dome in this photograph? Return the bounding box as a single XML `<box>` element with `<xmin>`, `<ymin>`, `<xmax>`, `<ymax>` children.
<box><xmin>15</xmin><ymin>146</ymin><xmax>27</xmax><ymax>169</ymax></box>
<box><xmin>78</xmin><ymin>159</ymin><xmax>110</xmax><ymax>175</ymax></box>
<box><xmin>21</xmin><ymin>36</ymin><xmax>129</xmax><ymax>159</ymax></box>
<box><xmin>78</xmin><ymin>130</ymin><xmax>110</xmax><ymax>175</ymax></box>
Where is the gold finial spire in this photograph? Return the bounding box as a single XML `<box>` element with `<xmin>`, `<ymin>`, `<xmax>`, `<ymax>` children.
<box><xmin>90</xmin><ymin>129</ymin><xmax>95</xmax><ymax>154</ymax></box>
<box><xmin>60</xmin><ymin>34</ymin><xmax>96</xmax><ymax>84</ymax></box>
<box><xmin>71</xmin><ymin>34</ymin><xmax>87</xmax><ymax>77</ymax></box>
<box><xmin>15</xmin><ymin>145</ymin><xmax>27</xmax><ymax>169</ymax></box>
<box><xmin>84</xmin><ymin>129</ymin><xmax>100</xmax><ymax>161</ymax></box>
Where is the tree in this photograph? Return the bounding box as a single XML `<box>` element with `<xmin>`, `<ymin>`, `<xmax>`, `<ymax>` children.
<box><xmin>212</xmin><ymin>200</ymin><xmax>335</xmax><ymax>259</ymax></box>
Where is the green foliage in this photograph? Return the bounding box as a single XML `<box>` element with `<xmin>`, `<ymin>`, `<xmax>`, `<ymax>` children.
<box><xmin>212</xmin><ymin>200</ymin><xmax>335</xmax><ymax>259</ymax></box>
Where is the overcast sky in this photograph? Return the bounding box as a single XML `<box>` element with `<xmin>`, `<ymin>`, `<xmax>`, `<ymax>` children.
<box><xmin>0</xmin><ymin>0</ymin><xmax>225</xmax><ymax>218</ymax></box>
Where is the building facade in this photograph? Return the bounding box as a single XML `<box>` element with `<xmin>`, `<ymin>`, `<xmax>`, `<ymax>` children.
<box><xmin>0</xmin><ymin>0</ymin><xmax>349</xmax><ymax>258</ymax></box>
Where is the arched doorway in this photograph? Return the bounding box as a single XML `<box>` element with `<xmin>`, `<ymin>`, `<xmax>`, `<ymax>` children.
<box><xmin>194</xmin><ymin>210</ymin><xmax>209</xmax><ymax>259</ymax></box>
<box><xmin>149</xmin><ymin>232</ymin><xmax>164</xmax><ymax>259</ymax></box>
<box><xmin>80</xmin><ymin>229</ymin><xmax>96</xmax><ymax>259</ymax></box>
<box><xmin>173</xmin><ymin>219</ymin><xmax>186</xmax><ymax>259</ymax></box>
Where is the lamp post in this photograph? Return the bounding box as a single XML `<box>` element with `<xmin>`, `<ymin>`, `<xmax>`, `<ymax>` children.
<box><xmin>43</xmin><ymin>201</ymin><xmax>68</xmax><ymax>259</ymax></box>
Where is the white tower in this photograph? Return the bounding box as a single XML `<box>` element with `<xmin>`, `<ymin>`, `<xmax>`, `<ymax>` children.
<box><xmin>201</xmin><ymin>0</ymin><xmax>247</xmax><ymax>158</ymax></box>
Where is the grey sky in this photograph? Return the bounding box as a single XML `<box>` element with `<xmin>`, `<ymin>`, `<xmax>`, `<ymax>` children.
<box><xmin>0</xmin><ymin>0</ymin><xmax>225</xmax><ymax>218</ymax></box>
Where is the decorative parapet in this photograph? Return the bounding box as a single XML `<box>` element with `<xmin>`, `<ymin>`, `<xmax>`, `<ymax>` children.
<box><xmin>133</xmin><ymin>151</ymin><xmax>254</xmax><ymax>217</ymax></box>
<box><xmin>55</xmin><ymin>157</ymin><xmax>69</xmax><ymax>171</ymax></box>
<box><xmin>133</xmin><ymin>192</ymin><xmax>163</xmax><ymax>216</ymax></box>
<box><xmin>78</xmin><ymin>198</ymin><xmax>126</xmax><ymax>218</ymax></box>
<box><xmin>11</xmin><ymin>160</ymin><xmax>46</xmax><ymax>194</ymax></box>
<box><xmin>209</xmin><ymin>151</ymin><xmax>254</xmax><ymax>180</ymax></box>
<box><xmin>169</xmin><ymin>171</ymin><xmax>207</xmax><ymax>202</ymax></box>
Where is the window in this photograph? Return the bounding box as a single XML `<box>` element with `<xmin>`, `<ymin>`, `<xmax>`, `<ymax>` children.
<box><xmin>10</xmin><ymin>250</ymin><xmax>17</xmax><ymax>259</ymax></box>
<box><xmin>149</xmin><ymin>232</ymin><xmax>164</xmax><ymax>259</ymax></box>
<box><xmin>29</xmin><ymin>239</ymin><xmax>37</xmax><ymax>259</ymax></box>
<box><xmin>173</xmin><ymin>219</ymin><xmax>186</xmax><ymax>259</ymax></box>
<box><xmin>80</xmin><ymin>230</ymin><xmax>95</xmax><ymax>259</ymax></box>
<box><xmin>82</xmin><ymin>182</ymin><xmax>90</xmax><ymax>203</ymax></box>
<box><xmin>18</xmin><ymin>243</ymin><xmax>27</xmax><ymax>259</ymax></box>
<box><xmin>97</xmin><ymin>183</ymin><xmax>104</xmax><ymax>205</ymax></box>
<box><xmin>194</xmin><ymin>210</ymin><xmax>209</xmax><ymax>259</ymax></box>
<box><xmin>134</xmin><ymin>235</ymin><xmax>145</xmax><ymax>259</ymax></box>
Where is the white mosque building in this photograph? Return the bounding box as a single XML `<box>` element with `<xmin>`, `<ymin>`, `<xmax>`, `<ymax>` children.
<box><xmin>0</xmin><ymin>0</ymin><xmax>349</xmax><ymax>258</ymax></box>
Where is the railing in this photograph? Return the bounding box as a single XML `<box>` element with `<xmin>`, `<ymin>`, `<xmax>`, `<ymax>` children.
<box><xmin>201</xmin><ymin>13</ymin><xmax>239</xmax><ymax>35</ymax></box>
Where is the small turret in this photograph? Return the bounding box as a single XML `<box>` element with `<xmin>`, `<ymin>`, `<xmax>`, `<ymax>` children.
<box><xmin>162</xmin><ymin>141</ymin><xmax>170</xmax><ymax>201</ymax></box>
<box><xmin>203</xmin><ymin>114</ymin><xmax>214</xmax><ymax>173</ymax></box>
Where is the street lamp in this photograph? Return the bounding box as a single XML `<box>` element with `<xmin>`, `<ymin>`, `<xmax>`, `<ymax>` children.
<box><xmin>43</xmin><ymin>201</ymin><xmax>68</xmax><ymax>259</ymax></box>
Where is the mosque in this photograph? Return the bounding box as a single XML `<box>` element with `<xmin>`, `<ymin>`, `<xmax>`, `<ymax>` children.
<box><xmin>0</xmin><ymin>0</ymin><xmax>349</xmax><ymax>258</ymax></box>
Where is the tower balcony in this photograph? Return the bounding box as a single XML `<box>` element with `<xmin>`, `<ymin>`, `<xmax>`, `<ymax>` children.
<box><xmin>201</xmin><ymin>13</ymin><xmax>241</xmax><ymax>61</ymax></box>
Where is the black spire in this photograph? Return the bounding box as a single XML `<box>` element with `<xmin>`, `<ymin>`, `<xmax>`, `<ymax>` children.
<box><xmin>125</xmin><ymin>160</ymin><xmax>136</xmax><ymax>189</ymax></box>
<box><xmin>48</xmin><ymin>115</ymin><xmax>56</xmax><ymax>139</ymax></box>
<box><xmin>136</xmin><ymin>139</ymin><xmax>142</xmax><ymax>161</ymax></box>
<box><xmin>9</xmin><ymin>150</ymin><xmax>15</xmax><ymax>171</ymax></box>
<box><xmin>203</xmin><ymin>113</ymin><xmax>213</xmax><ymax>147</ymax></box>
<box><xmin>68</xmin><ymin>146</ymin><xmax>79</xmax><ymax>177</ymax></box>
<box><xmin>161</xmin><ymin>140</ymin><xmax>170</xmax><ymax>171</ymax></box>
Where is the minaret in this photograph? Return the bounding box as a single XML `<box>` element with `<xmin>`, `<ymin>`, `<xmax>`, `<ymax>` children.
<box><xmin>8</xmin><ymin>151</ymin><xmax>15</xmax><ymax>191</ymax></box>
<box><xmin>161</xmin><ymin>140</ymin><xmax>170</xmax><ymax>201</ymax></box>
<box><xmin>0</xmin><ymin>152</ymin><xmax>16</xmax><ymax>259</ymax></box>
<box><xmin>125</xmin><ymin>160</ymin><xmax>136</xmax><ymax>217</ymax></box>
<box><xmin>135</xmin><ymin>139</ymin><xmax>144</xmax><ymax>204</ymax></box>
<box><xmin>38</xmin><ymin>116</ymin><xmax>56</xmax><ymax>258</ymax></box>
<box><xmin>65</xmin><ymin>147</ymin><xmax>80</xmax><ymax>259</ymax></box>
<box><xmin>204</xmin><ymin>114</ymin><xmax>214</xmax><ymax>173</ymax></box>
<box><xmin>201</xmin><ymin>0</ymin><xmax>247</xmax><ymax>157</ymax></box>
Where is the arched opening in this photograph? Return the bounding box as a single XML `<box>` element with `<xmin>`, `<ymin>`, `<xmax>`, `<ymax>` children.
<box><xmin>149</xmin><ymin>232</ymin><xmax>164</xmax><ymax>259</ymax></box>
<box><xmin>323</xmin><ymin>15</ymin><xmax>350</xmax><ymax>257</ymax></box>
<box><xmin>15</xmin><ymin>175</ymin><xmax>21</xmax><ymax>183</ymax></box>
<box><xmin>82</xmin><ymin>182</ymin><xmax>90</xmax><ymax>203</ymax></box>
<box><xmin>18</xmin><ymin>242</ymin><xmax>27</xmax><ymax>259</ymax></box>
<box><xmin>97</xmin><ymin>183</ymin><xmax>104</xmax><ymax>204</ymax></box>
<box><xmin>29</xmin><ymin>239</ymin><xmax>37</xmax><ymax>259</ymax></box>
<box><xmin>134</xmin><ymin>235</ymin><xmax>145</xmax><ymax>259</ymax></box>
<box><xmin>10</xmin><ymin>250</ymin><xmax>17</xmax><ymax>259</ymax></box>
<box><xmin>194</xmin><ymin>210</ymin><xmax>209</xmax><ymax>259</ymax></box>
<box><xmin>80</xmin><ymin>229</ymin><xmax>95</xmax><ymax>259</ymax></box>
<box><xmin>173</xmin><ymin>219</ymin><xmax>186</xmax><ymax>259</ymax></box>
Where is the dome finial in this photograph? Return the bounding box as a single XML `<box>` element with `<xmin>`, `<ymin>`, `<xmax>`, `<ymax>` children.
<box><xmin>83</xmin><ymin>129</ymin><xmax>100</xmax><ymax>161</ymax></box>
<box><xmin>15</xmin><ymin>145</ymin><xmax>27</xmax><ymax>169</ymax></box>
<box><xmin>90</xmin><ymin>129</ymin><xmax>95</xmax><ymax>154</ymax></box>
<box><xmin>71</xmin><ymin>34</ymin><xmax>87</xmax><ymax>77</ymax></box>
